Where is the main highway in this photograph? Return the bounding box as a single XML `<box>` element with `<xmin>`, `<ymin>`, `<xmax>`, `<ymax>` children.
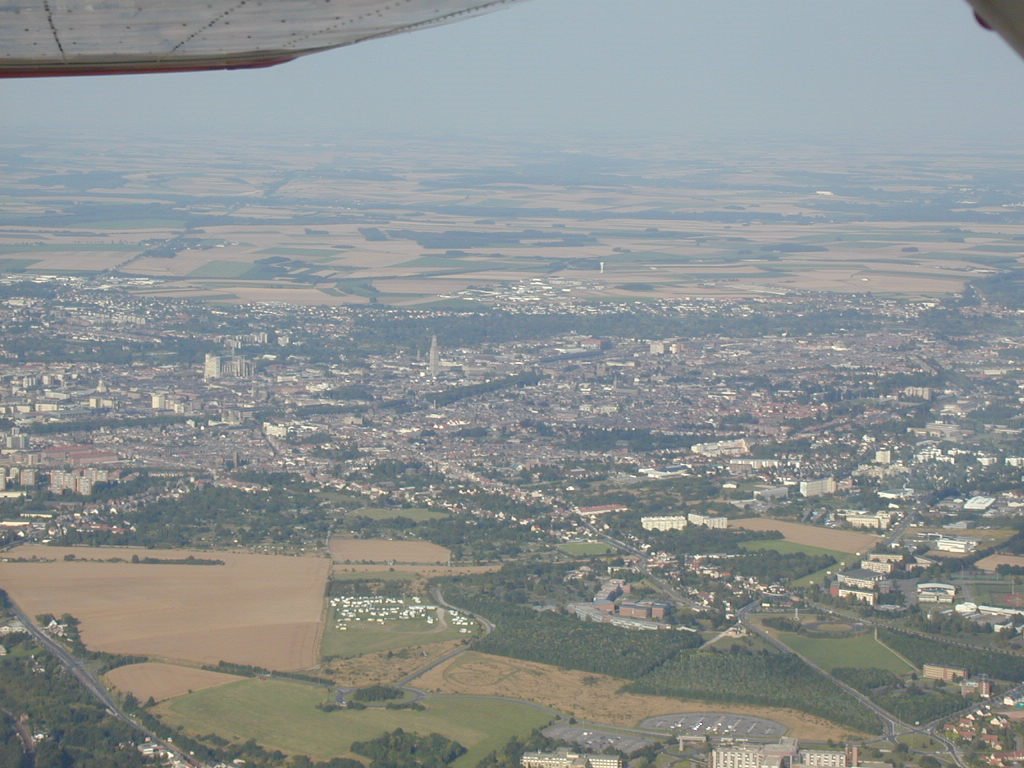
<box><xmin>5</xmin><ymin>595</ymin><xmax>202</xmax><ymax>767</ymax></box>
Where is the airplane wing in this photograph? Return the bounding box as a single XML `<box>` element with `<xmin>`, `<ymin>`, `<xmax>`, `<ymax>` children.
<box><xmin>966</xmin><ymin>0</ymin><xmax>1024</xmax><ymax>60</ymax></box>
<box><xmin>0</xmin><ymin>0</ymin><xmax>524</xmax><ymax>77</ymax></box>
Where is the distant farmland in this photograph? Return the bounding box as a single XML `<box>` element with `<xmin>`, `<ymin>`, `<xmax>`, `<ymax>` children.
<box><xmin>733</xmin><ymin>518</ymin><xmax>881</xmax><ymax>554</ymax></box>
<box><xmin>330</xmin><ymin>537</ymin><xmax>451</xmax><ymax>564</ymax></box>
<box><xmin>0</xmin><ymin>545</ymin><xmax>330</xmax><ymax>670</ymax></box>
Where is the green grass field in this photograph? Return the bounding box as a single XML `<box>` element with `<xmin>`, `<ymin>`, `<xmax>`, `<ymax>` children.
<box><xmin>557</xmin><ymin>541</ymin><xmax>614</xmax><ymax>557</ymax></box>
<box><xmin>742</xmin><ymin>540</ymin><xmax>855</xmax><ymax>587</ymax></box>
<box><xmin>321</xmin><ymin>600</ymin><xmax>474</xmax><ymax>659</ymax></box>
<box><xmin>774</xmin><ymin>630</ymin><xmax>915</xmax><ymax>675</ymax></box>
<box><xmin>352</xmin><ymin>507</ymin><xmax>448</xmax><ymax>522</ymax></box>
<box><xmin>158</xmin><ymin>680</ymin><xmax>552</xmax><ymax>765</ymax></box>
<box><xmin>187</xmin><ymin>260</ymin><xmax>253</xmax><ymax>278</ymax></box>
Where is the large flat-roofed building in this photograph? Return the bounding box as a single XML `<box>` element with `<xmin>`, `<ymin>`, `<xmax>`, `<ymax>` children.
<box><xmin>522</xmin><ymin>752</ymin><xmax>622</xmax><ymax>768</ymax></box>
<box><xmin>923</xmin><ymin>664</ymin><xmax>967</xmax><ymax>682</ymax></box>
<box><xmin>917</xmin><ymin>582</ymin><xmax>956</xmax><ymax>603</ymax></box>
<box><xmin>844</xmin><ymin>511</ymin><xmax>894</xmax><ymax>530</ymax></box>
<box><xmin>935</xmin><ymin>537</ymin><xmax>977</xmax><ymax>554</ymax></box>
<box><xmin>688</xmin><ymin>512</ymin><xmax>729</xmax><ymax>529</ymax></box>
<box><xmin>800</xmin><ymin>477</ymin><xmax>836</xmax><ymax>498</ymax></box>
<box><xmin>642</xmin><ymin>515</ymin><xmax>688</xmax><ymax>531</ymax></box>
<box><xmin>712</xmin><ymin>741</ymin><xmax>854</xmax><ymax>768</ymax></box>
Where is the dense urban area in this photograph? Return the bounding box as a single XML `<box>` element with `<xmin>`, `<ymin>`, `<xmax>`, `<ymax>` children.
<box><xmin>3</xmin><ymin>139</ymin><xmax>1024</xmax><ymax>768</ymax></box>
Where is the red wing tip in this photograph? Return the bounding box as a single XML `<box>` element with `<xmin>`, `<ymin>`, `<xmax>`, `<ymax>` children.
<box><xmin>0</xmin><ymin>54</ymin><xmax>297</xmax><ymax>78</ymax></box>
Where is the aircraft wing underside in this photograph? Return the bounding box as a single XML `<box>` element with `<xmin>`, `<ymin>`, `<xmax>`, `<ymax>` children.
<box><xmin>0</xmin><ymin>0</ymin><xmax>523</xmax><ymax>76</ymax></box>
<box><xmin>966</xmin><ymin>0</ymin><xmax>1024</xmax><ymax>61</ymax></box>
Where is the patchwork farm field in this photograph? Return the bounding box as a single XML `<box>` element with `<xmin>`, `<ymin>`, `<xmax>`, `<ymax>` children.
<box><xmin>415</xmin><ymin>651</ymin><xmax>850</xmax><ymax>740</ymax></box>
<box><xmin>156</xmin><ymin>680</ymin><xmax>552</xmax><ymax>765</ymax></box>
<box><xmin>0</xmin><ymin>545</ymin><xmax>330</xmax><ymax>670</ymax></box>
<box><xmin>329</xmin><ymin>537</ymin><xmax>452</xmax><ymax>564</ymax></box>
<box><xmin>733</xmin><ymin>519</ymin><xmax>881</xmax><ymax>553</ymax></box>
<box><xmin>105</xmin><ymin>662</ymin><xmax>242</xmax><ymax>702</ymax></box>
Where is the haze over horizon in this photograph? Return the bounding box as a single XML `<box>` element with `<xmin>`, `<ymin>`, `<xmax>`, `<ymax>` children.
<box><xmin>3</xmin><ymin>0</ymin><xmax>1024</xmax><ymax>152</ymax></box>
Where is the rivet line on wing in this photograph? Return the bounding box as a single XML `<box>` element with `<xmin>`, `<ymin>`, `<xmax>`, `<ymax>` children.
<box><xmin>166</xmin><ymin>0</ymin><xmax>251</xmax><ymax>56</ymax></box>
<box><xmin>42</xmin><ymin>0</ymin><xmax>66</xmax><ymax>60</ymax></box>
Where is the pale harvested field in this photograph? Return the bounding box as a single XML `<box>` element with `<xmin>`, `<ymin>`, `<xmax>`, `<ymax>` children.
<box><xmin>332</xmin><ymin>564</ymin><xmax>497</xmax><ymax>577</ymax></box>
<box><xmin>416</xmin><ymin>652</ymin><xmax>855</xmax><ymax>740</ymax></box>
<box><xmin>329</xmin><ymin>537</ymin><xmax>451</xmax><ymax>564</ymax></box>
<box><xmin>106</xmin><ymin>662</ymin><xmax>241</xmax><ymax>702</ymax></box>
<box><xmin>733</xmin><ymin>518</ymin><xmax>880</xmax><ymax>553</ymax></box>
<box><xmin>0</xmin><ymin>545</ymin><xmax>330</xmax><ymax>670</ymax></box>
<box><xmin>975</xmin><ymin>554</ymin><xmax>1024</xmax><ymax>572</ymax></box>
<box><xmin>326</xmin><ymin>639</ymin><xmax>465</xmax><ymax>687</ymax></box>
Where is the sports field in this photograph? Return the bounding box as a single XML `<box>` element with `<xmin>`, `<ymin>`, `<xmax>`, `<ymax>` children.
<box><xmin>156</xmin><ymin>680</ymin><xmax>551</xmax><ymax>765</ymax></box>
<box><xmin>558</xmin><ymin>541</ymin><xmax>615</xmax><ymax>557</ymax></box>
<box><xmin>0</xmin><ymin>545</ymin><xmax>330</xmax><ymax>670</ymax></box>
<box><xmin>733</xmin><ymin>519</ymin><xmax>880</xmax><ymax>553</ymax></box>
<box><xmin>772</xmin><ymin>630</ymin><xmax>915</xmax><ymax>675</ymax></box>
<box><xmin>330</xmin><ymin>537</ymin><xmax>452</xmax><ymax>564</ymax></box>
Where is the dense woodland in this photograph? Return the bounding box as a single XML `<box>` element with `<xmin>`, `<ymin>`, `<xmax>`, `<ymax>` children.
<box><xmin>351</xmin><ymin>729</ymin><xmax>466</xmax><ymax>768</ymax></box>
<box><xmin>445</xmin><ymin>569</ymin><xmax>701</xmax><ymax>679</ymax></box>
<box><xmin>627</xmin><ymin>649</ymin><xmax>881</xmax><ymax>733</ymax></box>
<box><xmin>0</xmin><ymin>634</ymin><xmax>147</xmax><ymax>768</ymax></box>
<box><xmin>878</xmin><ymin>629</ymin><xmax>1024</xmax><ymax>681</ymax></box>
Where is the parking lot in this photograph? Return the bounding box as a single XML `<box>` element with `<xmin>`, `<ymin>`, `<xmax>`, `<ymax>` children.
<box><xmin>639</xmin><ymin>713</ymin><xmax>785</xmax><ymax>741</ymax></box>
<box><xmin>542</xmin><ymin>724</ymin><xmax>657</xmax><ymax>755</ymax></box>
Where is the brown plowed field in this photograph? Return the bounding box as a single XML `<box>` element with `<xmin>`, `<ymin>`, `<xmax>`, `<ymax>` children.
<box><xmin>329</xmin><ymin>537</ymin><xmax>451</xmax><ymax>564</ymax></box>
<box><xmin>106</xmin><ymin>662</ymin><xmax>241</xmax><ymax>702</ymax></box>
<box><xmin>733</xmin><ymin>518</ymin><xmax>880</xmax><ymax>553</ymax></box>
<box><xmin>0</xmin><ymin>545</ymin><xmax>330</xmax><ymax>670</ymax></box>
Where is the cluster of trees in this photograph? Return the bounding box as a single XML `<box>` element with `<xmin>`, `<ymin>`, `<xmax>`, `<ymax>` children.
<box><xmin>878</xmin><ymin>629</ymin><xmax>1024</xmax><ymax>681</ymax></box>
<box><xmin>446</xmin><ymin>574</ymin><xmax>699</xmax><ymax>678</ymax></box>
<box><xmin>627</xmin><ymin>650</ymin><xmax>881</xmax><ymax>733</ymax></box>
<box><xmin>63</xmin><ymin>482</ymin><xmax>330</xmax><ymax>549</ymax></box>
<box><xmin>427</xmin><ymin>372</ymin><xmax>543</xmax><ymax>407</ymax></box>
<box><xmin>723</xmin><ymin>550</ymin><xmax>835</xmax><ymax>583</ymax></box>
<box><xmin>351</xmin><ymin>729</ymin><xmax>465</xmax><ymax>768</ymax></box>
<box><xmin>832</xmin><ymin>667</ymin><xmax>963</xmax><ymax>724</ymax></box>
<box><xmin>351</xmin><ymin>685</ymin><xmax>404</xmax><ymax>702</ymax></box>
<box><xmin>0</xmin><ymin>634</ymin><xmax>148</xmax><ymax>767</ymax></box>
<box><xmin>475</xmin><ymin>730</ymin><xmax>561</xmax><ymax>768</ymax></box>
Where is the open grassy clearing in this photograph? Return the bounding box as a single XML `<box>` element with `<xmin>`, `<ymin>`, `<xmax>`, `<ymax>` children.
<box><xmin>769</xmin><ymin>629</ymin><xmax>915</xmax><ymax>675</ymax></box>
<box><xmin>0</xmin><ymin>545</ymin><xmax>329</xmax><ymax>670</ymax></box>
<box><xmin>351</xmin><ymin>507</ymin><xmax>448</xmax><ymax>522</ymax></box>
<box><xmin>415</xmin><ymin>651</ymin><xmax>851</xmax><ymax>740</ymax></box>
<box><xmin>157</xmin><ymin>679</ymin><xmax>552</xmax><ymax>765</ymax></box>
<box><xmin>105</xmin><ymin>662</ymin><xmax>242</xmax><ymax>702</ymax></box>
<box><xmin>741</xmin><ymin>539</ymin><xmax>850</xmax><ymax>561</ymax></box>
<box><xmin>330</xmin><ymin>537</ymin><xmax>451</xmax><ymax>564</ymax></box>
<box><xmin>558</xmin><ymin>541</ymin><xmax>615</xmax><ymax>557</ymax></box>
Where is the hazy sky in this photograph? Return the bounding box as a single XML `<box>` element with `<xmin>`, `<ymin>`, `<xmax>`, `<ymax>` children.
<box><xmin>4</xmin><ymin>0</ymin><xmax>1024</xmax><ymax>150</ymax></box>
